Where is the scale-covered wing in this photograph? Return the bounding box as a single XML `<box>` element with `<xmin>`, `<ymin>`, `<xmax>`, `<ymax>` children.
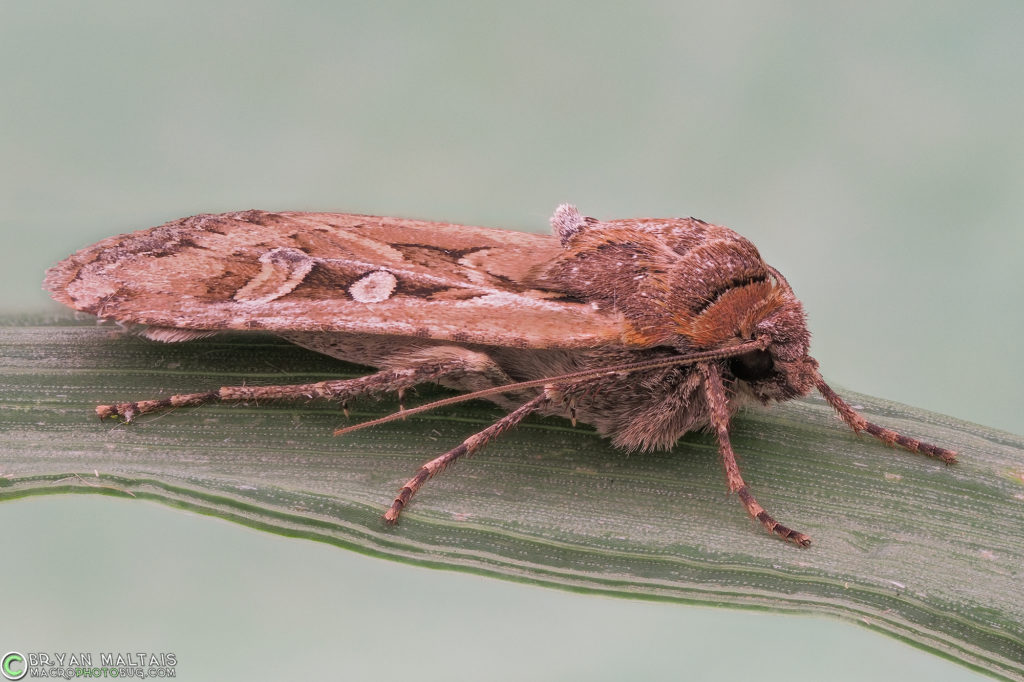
<box><xmin>45</xmin><ymin>210</ymin><xmax>628</xmax><ymax>349</ymax></box>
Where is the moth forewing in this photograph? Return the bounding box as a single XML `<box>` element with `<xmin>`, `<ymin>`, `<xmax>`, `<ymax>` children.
<box><xmin>43</xmin><ymin>210</ymin><xmax>623</xmax><ymax>348</ymax></box>
<box><xmin>45</xmin><ymin>204</ymin><xmax>957</xmax><ymax>546</ymax></box>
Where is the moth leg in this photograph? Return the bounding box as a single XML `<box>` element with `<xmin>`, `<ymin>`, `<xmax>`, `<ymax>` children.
<box><xmin>95</xmin><ymin>361</ymin><xmax>465</xmax><ymax>422</ymax></box>
<box><xmin>384</xmin><ymin>392</ymin><xmax>550</xmax><ymax>524</ymax></box>
<box><xmin>814</xmin><ymin>377</ymin><xmax>957</xmax><ymax>464</ymax></box>
<box><xmin>396</xmin><ymin>347</ymin><xmax>529</xmax><ymax>408</ymax></box>
<box><xmin>701</xmin><ymin>362</ymin><xmax>811</xmax><ymax>546</ymax></box>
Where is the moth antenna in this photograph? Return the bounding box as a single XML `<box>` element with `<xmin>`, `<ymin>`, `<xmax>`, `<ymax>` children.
<box><xmin>333</xmin><ymin>337</ymin><xmax>769</xmax><ymax>437</ymax></box>
<box><xmin>765</xmin><ymin>264</ymin><xmax>793</xmax><ymax>295</ymax></box>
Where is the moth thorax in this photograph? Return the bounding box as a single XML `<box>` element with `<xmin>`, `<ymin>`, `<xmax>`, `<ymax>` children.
<box><xmin>682</xmin><ymin>280</ymin><xmax>791</xmax><ymax>350</ymax></box>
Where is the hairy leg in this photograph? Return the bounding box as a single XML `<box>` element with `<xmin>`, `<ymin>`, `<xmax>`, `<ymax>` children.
<box><xmin>701</xmin><ymin>362</ymin><xmax>811</xmax><ymax>546</ymax></box>
<box><xmin>383</xmin><ymin>393</ymin><xmax>550</xmax><ymax>523</ymax></box>
<box><xmin>814</xmin><ymin>377</ymin><xmax>957</xmax><ymax>464</ymax></box>
<box><xmin>96</xmin><ymin>345</ymin><xmax>521</xmax><ymax>422</ymax></box>
<box><xmin>96</xmin><ymin>361</ymin><xmax>467</xmax><ymax>421</ymax></box>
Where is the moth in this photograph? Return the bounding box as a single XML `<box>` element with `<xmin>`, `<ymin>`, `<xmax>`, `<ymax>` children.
<box><xmin>44</xmin><ymin>205</ymin><xmax>957</xmax><ymax>546</ymax></box>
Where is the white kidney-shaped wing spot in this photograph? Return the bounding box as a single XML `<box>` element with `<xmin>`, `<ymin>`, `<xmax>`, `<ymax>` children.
<box><xmin>234</xmin><ymin>247</ymin><xmax>316</xmax><ymax>304</ymax></box>
<box><xmin>349</xmin><ymin>270</ymin><xmax>398</xmax><ymax>303</ymax></box>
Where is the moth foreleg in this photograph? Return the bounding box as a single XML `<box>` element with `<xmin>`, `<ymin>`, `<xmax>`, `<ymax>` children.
<box><xmin>383</xmin><ymin>392</ymin><xmax>550</xmax><ymax>524</ymax></box>
<box><xmin>813</xmin><ymin>377</ymin><xmax>957</xmax><ymax>464</ymax></box>
<box><xmin>701</xmin><ymin>362</ymin><xmax>812</xmax><ymax>547</ymax></box>
<box><xmin>95</xmin><ymin>360</ymin><xmax>466</xmax><ymax>422</ymax></box>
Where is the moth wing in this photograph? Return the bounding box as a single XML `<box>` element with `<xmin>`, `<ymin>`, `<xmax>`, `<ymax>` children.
<box><xmin>45</xmin><ymin>210</ymin><xmax>629</xmax><ymax>349</ymax></box>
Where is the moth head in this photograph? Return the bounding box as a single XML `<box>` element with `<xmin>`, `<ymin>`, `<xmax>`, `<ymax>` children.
<box><xmin>679</xmin><ymin>264</ymin><xmax>815</xmax><ymax>402</ymax></box>
<box><xmin>722</xmin><ymin>275</ymin><xmax>818</xmax><ymax>403</ymax></box>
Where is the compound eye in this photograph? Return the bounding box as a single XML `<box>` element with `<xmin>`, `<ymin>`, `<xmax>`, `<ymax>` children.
<box><xmin>729</xmin><ymin>349</ymin><xmax>774</xmax><ymax>382</ymax></box>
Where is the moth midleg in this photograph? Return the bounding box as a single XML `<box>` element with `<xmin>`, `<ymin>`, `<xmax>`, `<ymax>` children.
<box><xmin>700</xmin><ymin>363</ymin><xmax>812</xmax><ymax>546</ymax></box>
<box><xmin>95</xmin><ymin>360</ymin><xmax>467</xmax><ymax>422</ymax></box>
<box><xmin>383</xmin><ymin>393</ymin><xmax>550</xmax><ymax>524</ymax></box>
<box><xmin>813</xmin><ymin>377</ymin><xmax>957</xmax><ymax>464</ymax></box>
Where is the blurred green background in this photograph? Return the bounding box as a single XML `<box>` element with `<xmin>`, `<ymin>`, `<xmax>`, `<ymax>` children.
<box><xmin>1</xmin><ymin>2</ymin><xmax>1018</xmax><ymax>680</ymax></box>
<box><xmin>2</xmin><ymin>2</ymin><xmax>1022</xmax><ymax>434</ymax></box>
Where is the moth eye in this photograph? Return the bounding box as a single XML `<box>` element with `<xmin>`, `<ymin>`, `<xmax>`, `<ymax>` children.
<box><xmin>729</xmin><ymin>349</ymin><xmax>774</xmax><ymax>382</ymax></box>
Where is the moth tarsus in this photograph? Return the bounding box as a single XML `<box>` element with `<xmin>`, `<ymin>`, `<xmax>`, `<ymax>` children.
<box><xmin>701</xmin><ymin>361</ymin><xmax>812</xmax><ymax>546</ymax></box>
<box><xmin>48</xmin><ymin>205</ymin><xmax>958</xmax><ymax>546</ymax></box>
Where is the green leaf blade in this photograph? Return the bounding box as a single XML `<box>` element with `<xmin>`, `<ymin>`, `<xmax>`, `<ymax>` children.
<box><xmin>2</xmin><ymin>316</ymin><xmax>1022</xmax><ymax>679</ymax></box>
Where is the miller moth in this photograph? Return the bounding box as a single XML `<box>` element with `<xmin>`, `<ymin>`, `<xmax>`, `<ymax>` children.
<box><xmin>44</xmin><ymin>205</ymin><xmax>957</xmax><ymax>546</ymax></box>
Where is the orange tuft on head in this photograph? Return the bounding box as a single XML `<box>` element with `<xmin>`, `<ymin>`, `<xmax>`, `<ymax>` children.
<box><xmin>680</xmin><ymin>281</ymin><xmax>788</xmax><ymax>349</ymax></box>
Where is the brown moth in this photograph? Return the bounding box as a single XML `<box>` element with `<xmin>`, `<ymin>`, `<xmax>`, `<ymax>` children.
<box><xmin>44</xmin><ymin>205</ymin><xmax>957</xmax><ymax>546</ymax></box>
